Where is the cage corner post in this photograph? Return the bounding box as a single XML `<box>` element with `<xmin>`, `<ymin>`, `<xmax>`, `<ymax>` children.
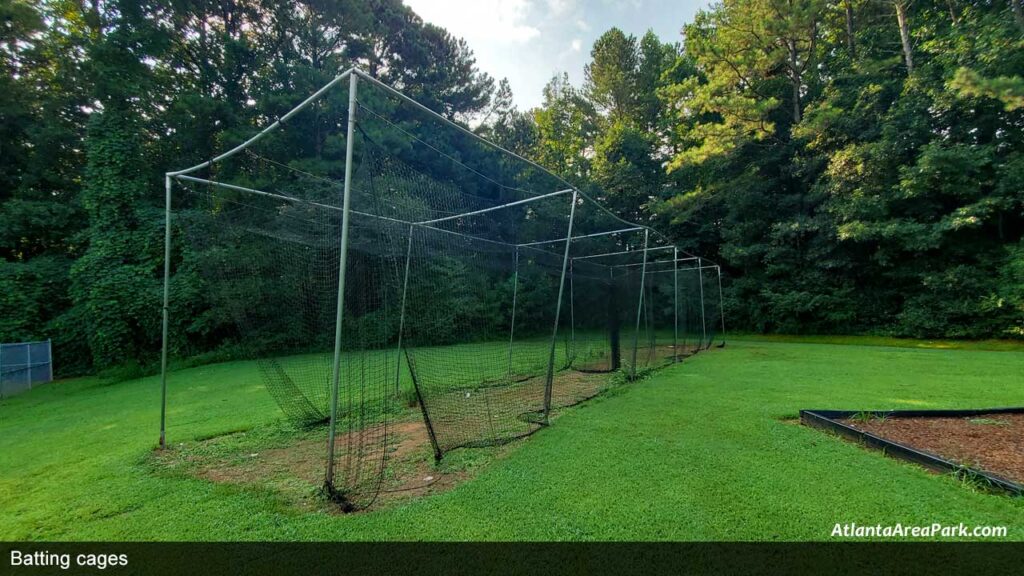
<box><xmin>394</xmin><ymin>224</ymin><xmax>415</xmax><ymax>397</ymax></box>
<box><xmin>697</xmin><ymin>257</ymin><xmax>707</xmax><ymax>350</ymax></box>
<box><xmin>508</xmin><ymin>246</ymin><xmax>519</xmax><ymax>378</ymax></box>
<box><xmin>325</xmin><ymin>72</ymin><xmax>359</xmax><ymax>497</ymax></box>
<box><xmin>543</xmin><ymin>190</ymin><xmax>579</xmax><ymax>424</ymax></box>
<box><xmin>716</xmin><ymin>265</ymin><xmax>726</xmax><ymax>347</ymax></box>
<box><xmin>673</xmin><ymin>247</ymin><xmax>679</xmax><ymax>364</ymax></box>
<box><xmin>159</xmin><ymin>173</ymin><xmax>172</xmax><ymax>450</ymax></box>
<box><xmin>630</xmin><ymin>229</ymin><xmax>650</xmax><ymax>379</ymax></box>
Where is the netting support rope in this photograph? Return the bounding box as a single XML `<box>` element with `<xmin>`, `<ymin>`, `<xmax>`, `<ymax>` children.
<box><xmin>159</xmin><ymin>175</ymin><xmax>172</xmax><ymax>449</ymax></box>
<box><xmin>394</xmin><ymin>225</ymin><xmax>415</xmax><ymax>395</ymax></box>
<box><xmin>325</xmin><ymin>72</ymin><xmax>359</xmax><ymax>495</ymax></box>
<box><xmin>543</xmin><ymin>190</ymin><xmax>579</xmax><ymax>423</ymax></box>
<box><xmin>673</xmin><ymin>247</ymin><xmax>679</xmax><ymax>364</ymax></box>
<box><xmin>170</xmin><ymin>174</ymin><xmax>559</xmax><ymax>259</ymax></box>
<box><xmin>698</xmin><ymin>258</ymin><xmax>708</xmax><ymax>351</ymax></box>
<box><xmin>348</xmin><ymin>69</ymin><xmax>714</xmax><ymax>266</ymax></box>
<box><xmin>508</xmin><ymin>247</ymin><xmax>519</xmax><ymax>378</ymax></box>
<box><xmin>631</xmin><ymin>229</ymin><xmax>650</xmax><ymax>379</ymax></box>
<box><xmin>167</xmin><ymin>69</ymin><xmax>354</xmax><ymax>178</ymax></box>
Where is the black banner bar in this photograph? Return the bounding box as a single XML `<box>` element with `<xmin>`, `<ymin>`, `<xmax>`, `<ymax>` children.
<box><xmin>2</xmin><ymin>543</ymin><xmax>1023</xmax><ymax>576</ymax></box>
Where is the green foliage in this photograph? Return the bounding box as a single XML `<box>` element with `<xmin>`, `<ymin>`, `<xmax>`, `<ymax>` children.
<box><xmin>649</xmin><ymin>0</ymin><xmax>1024</xmax><ymax>338</ymax></box>
<box><xmin>2</xmin><ymin>0</ymin><xmax>1023</xmax><ymax>380</ymax></box>
<box><xmin>0</xmin><ymin>0</ymin><xmax>499</xmax><ymax>374</ymax></box>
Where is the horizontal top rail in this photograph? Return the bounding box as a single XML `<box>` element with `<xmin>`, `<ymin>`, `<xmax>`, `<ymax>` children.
<box><xmin>571</xmin><ymin>245</ymin><xmax>674</xmax><ymax>261</ymax></box>
<box><xmin>414</xmin><ymin>188</ymin><xmax>573</xmax><ymax>226</ymax></box>
<box><xmin>516</xmin><ymin>226</ymin><xmax>643</xmax><ymax>248</ymax></box>
<box><xmin>609</xmin><ymin>256</ymin><xmax>700</xmax><ymax>269</ymax></box>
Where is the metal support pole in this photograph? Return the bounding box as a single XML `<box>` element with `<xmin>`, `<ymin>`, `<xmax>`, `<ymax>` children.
<box><xmin>325</xmin><ymin>73</ymin><xmax>358</xmax><ymax>493</ymax></box>
<box><xmin>543</xmin><ymin>191</ymin><xmax>578</xmax><ymax>422</ymax></box>
<box><xmin>46</xmin><ymin>339</ymin><xmax>53</xmax><ymax>382</ymax></box>
<box><xmin>609</xmin><ymin>266</ymin><xmax>620</xmax><ymax>372</ymax></box>
<box><xmin>673</xmin><ymin>247</ymin><xmax>679</xmax><ymax>364</ymax></box>
<box><xmin>631</xmin><ymin>230</ymin><xmax>649</xmax><ymax>379</ymax></box>
<box><xmin>393</xmin><ymin>225</ymin><xmax>415</xmax><ymax>395</ymax></box>
<box><xmin>698</xmin><ymin>257</ymin><xmax>707</xmax><ymax>350</ymax></box>
<box><xmin>716</xmin><ymin>265</ymin><xmax>727</xmax><ymax>346</ymax></box>
<box><xmin>25</xmin><ymin>342</ymin><xmax>31</xmax><ymax>390</ymax></box>
<box><xmin>508</xmin><ymin>248</ymin><xmax>519</xmax><ymax>377</ymax></box>
<box><xmin>159</xmin><ymin>174</ymin><xmax>172</xmax><ymax>449</ymax></box>
<box><xmin>568</xmin><ymin>259</ymin><xmax>575</xmax><ymax>365</ymax></box>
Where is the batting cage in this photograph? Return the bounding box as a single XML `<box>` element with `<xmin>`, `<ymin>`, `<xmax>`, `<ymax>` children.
<box><xmin>161</xmin><ymin>69</ymin><xmax>725</xmax><ymax>510</ymax></box>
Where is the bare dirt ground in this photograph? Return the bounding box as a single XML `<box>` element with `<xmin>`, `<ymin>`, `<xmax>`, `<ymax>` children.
<box><xmin>153</xmin><ymin>369</ymin><xmax>624</xmax><ymax>512</ymax></box>
<box><xmin>422</xmin><ymin>369</ymin><xmax>617</xmax><ymax>451</ymax></box>
<box><xmin>843</xmin><ymin>413</ymin><xmax>1024</xmax><ymax>485</ymax></box>
<box><xmin>155</xmin><ymin>418</ymin><xmax>470</xmax><ymax>513</ymax></box>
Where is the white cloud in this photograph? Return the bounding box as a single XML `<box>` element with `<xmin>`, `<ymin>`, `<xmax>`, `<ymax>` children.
<box><xmin>546</xmin><ymin>0</ymin><xmax>576</xmax><ymax>16</ymax></box>
<box><xmin>570</xmin><ymin>39</ymin><xmax>582</xmax><ymax>52</ymax></box>
<box><xmin>405</xmin><ymin>0</ymin><xmax>540</xmax><ymax>44</ymax></box>
<box><xmin>575</xmin><ymin>19</ymin><xmax>591</xmax><ymax>31</ymax></box>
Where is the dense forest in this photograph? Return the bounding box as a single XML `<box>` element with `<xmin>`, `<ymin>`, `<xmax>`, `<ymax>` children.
<box><xmin>1</xmin><ymin>0</ymin><xmax>1022</xmax><ymax>375</ymax></box>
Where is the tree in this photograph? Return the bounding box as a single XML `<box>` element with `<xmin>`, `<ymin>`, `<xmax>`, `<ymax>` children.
<box><xmin>584</xmin><ymin>28</ymin><xmax>639</xmax><ymax>119</ymax></box>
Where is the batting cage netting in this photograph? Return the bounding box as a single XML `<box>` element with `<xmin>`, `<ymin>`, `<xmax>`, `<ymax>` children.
<box><xmin>160</xmin><ymin>69</ymin><xmax>725</xmax><ymax>510</ymax></box>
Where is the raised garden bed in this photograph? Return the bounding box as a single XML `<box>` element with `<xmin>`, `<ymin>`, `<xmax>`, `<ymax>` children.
<box><xmin>801</xmin><ymin>408</ymin><xmax>1024</xmax><ymax>496</ymax></box>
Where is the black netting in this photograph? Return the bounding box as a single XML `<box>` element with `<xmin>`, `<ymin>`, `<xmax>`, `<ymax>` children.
<box><xmin>164</xmin><ymin>72</ymin><xmax>723</xmax><ymax>510</ymax></box>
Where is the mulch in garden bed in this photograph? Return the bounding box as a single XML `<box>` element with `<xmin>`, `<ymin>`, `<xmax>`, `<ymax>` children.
<box><xmin>842</xmin><ymin>413</ymin><xmax>1024</xmax><ymax>488</ymax></box>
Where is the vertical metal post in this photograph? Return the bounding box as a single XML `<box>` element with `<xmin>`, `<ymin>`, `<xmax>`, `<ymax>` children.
<box><xmin>568</xmin><ymin>259</ymin><xmax>575</xmax><ymax>365</ymax></box>
<box><xmin>159</xmin><ymin>174</ymin><xmax>172</xmax><ymax>449</ymax></box>
<box><xmin>393</xmin><ymin>225</ymin><xmax>415</xmax><ymax>395</ymax></box>
<box><xmin>325</xmin><ymin>73</ymin><xmax>358</xmax><ymax>493</ymax></box>
<box><xmin>508</xmin><ymin>247</ymin><xmax>519</xmax><ymax>377</ymax></box>
<box><xmin>46</xmin><ymin>339</ymin><xmax>53</xmax><ymax>382</ymax></box>
<box><xmin>673</xmin><ymin>248</ymin><xmax>679</xmax><ymax>363</ymax></box>
<box><xmin>631</xmin><ymin>230</ymin><xmax>649</xmax><ymax>378</ymax></box>
<box><xmin>716</xmin><ymin>265</ymin><xmax>726</xmax><ymax>346</ymax></box>
<box><xmin>543</xmin><ymin>190</ymin><xmax>578</xmax><ymax>422</ymax></box>
<box><xmin>698</xmin><ymin>257</ymin><xmax>707</xmax><ymax>350</ymax></box>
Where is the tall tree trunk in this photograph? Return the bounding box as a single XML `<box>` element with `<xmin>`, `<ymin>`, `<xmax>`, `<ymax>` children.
<box><xmin>894</xmin><ymin>0</ymin><xmax>914</xmax><ymax>74</ymax></box>
<box><xmin>844</xmin><ymin>0</ymin><xmax>856</xmax><ymax>57</ymax></box>
<box><xmin>788</xmin><ymin>39</ymin><xmax>801</xmax><ymax>123</ymax></box>
<box><xmin>946</xmin><ymin>0</ymin><xmax>960</xmax><ymax>25</ymax></box>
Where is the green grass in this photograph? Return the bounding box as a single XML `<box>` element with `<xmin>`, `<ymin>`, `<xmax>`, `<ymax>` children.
<box><xmin>727</xmin><ymin>332</ymin><xmax>1024</xmax><ymax>352</ymax></box>
<box><xmin>1</xmin><ymin>339</ymin><xmax>1022</xmax><ymax>541</ymax></box>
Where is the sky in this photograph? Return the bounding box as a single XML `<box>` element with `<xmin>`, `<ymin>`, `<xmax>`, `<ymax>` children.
<box><xmin>402</xmin><ymin>0</ymin><xmax>711</xmax><ymax>111</ymax></box>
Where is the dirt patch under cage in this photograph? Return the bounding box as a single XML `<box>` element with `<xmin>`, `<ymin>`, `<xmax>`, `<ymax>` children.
<box><xmin>801</xmin><ymin>408</ymin><xmax>1024</xmax><ymax>495</ymax></box>
<box><xmin>154</xmin><ymin>418</ymin><xmax>482</xmax><ymax>513</ymax></box>
<box><xmin>152</xmin><ymin>368</ymin><xmax>629</xmax><ymax>512</ymax></box>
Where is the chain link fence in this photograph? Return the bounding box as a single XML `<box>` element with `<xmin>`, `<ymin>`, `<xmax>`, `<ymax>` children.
<box><xmin>0</xmin><ymin>340</ymin><xmax>54</xmax><ymax>398</ymax></box>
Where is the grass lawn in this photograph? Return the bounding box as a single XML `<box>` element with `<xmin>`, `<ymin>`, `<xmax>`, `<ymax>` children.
<box><xmin>0</xmin><ymin>339</ymin><xmax>1022</xmax><ymax>541</ymax></box>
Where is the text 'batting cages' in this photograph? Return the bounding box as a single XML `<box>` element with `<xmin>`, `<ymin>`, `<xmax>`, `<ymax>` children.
<box><xmin>160</xmin><ymin>68</ymin><xmax>725</xmax><ymax>510</ymax></box>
